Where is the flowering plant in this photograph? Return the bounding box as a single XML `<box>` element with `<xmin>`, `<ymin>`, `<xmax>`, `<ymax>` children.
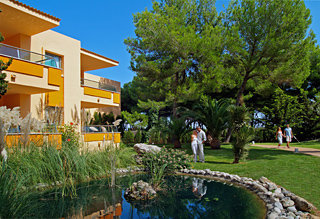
<box><xmin>61</xmin><ymin>123</ymin><xmax>80</xmax><ymax>148</ymax></box>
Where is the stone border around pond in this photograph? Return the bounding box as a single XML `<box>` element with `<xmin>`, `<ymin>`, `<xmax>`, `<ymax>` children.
<box><xmin>116</xmin><ymin>167</ymin><xmax>319</xmax><ymax>219</ymax></box>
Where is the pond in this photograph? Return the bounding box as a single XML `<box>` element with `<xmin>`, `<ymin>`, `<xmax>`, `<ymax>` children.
<box><xmin>14</xmin><ymin>174</ymin><xmax>266</xmax><ymax>218</ymax></box>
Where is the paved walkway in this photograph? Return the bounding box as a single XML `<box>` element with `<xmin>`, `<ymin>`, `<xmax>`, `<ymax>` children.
<box><xmin>253</xmin><ymin>144</ymin><xmax>320</xmax><ymax>158</ymax></box>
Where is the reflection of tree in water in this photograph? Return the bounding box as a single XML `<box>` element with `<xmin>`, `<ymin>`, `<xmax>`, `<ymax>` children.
<box><xmin>20</xmin><ymin>178</ymin><xmax>125</xmax><ymax>218</ymax></box>
<box><xmin>128</xmin><ymin>175</ymin><xmax>265</xmax><ymax>219</ymax></box>
<box><xmin>15</xmin><ymin>174</ymin><xmax>265</xmax><ymax>218</ymax></box>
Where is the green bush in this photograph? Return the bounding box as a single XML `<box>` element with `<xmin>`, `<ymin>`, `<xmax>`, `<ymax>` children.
<box><xmin>231</xmin><ymin>125</ymin><xmax>254</xmax><ymax>163</ymax></box>
<box><xmin>134</xmin><ymin>129</ymin><xmax>142</xmax><ymax>143</ymax></box>
<box><xmin>61</xmin><ymin>123</ymin><xmax>80</xmax><ymax>148</ymax></box>
<box><xmin>123</xmin><ymin>131</ymin><xmax>135</xmax><ymax>144</ymax></box>
<box><xmin>142</xmin><ymin>147</ymin><xmax>193</xmax><ymax>174</ymax></box>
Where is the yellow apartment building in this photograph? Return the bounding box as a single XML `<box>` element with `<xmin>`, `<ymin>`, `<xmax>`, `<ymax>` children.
<box><xmin>0</xmin><ymin>0</ymin><xmax>121</xmax><ymax>147</ymax></box>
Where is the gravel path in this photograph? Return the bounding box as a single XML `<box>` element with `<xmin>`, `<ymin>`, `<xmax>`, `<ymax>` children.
<box><xmin>253</xmin><ymin>144</ymin><xmax>320</xmax><ymax>157</ymax></box>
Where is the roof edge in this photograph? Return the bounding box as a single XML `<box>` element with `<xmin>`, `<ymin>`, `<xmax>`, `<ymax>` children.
<box><xmin>81</xmin><ymin>48</ymin><xmax>119</xmax><ymax>65</ymax></box>
<box><xmin>8</xmin><ymin>0</ymin><xmax>61</xmax><ymax>22</ymax></box>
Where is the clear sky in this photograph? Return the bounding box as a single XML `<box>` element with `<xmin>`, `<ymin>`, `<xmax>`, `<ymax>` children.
<box><xmin>17</xmin><ymin>0</ymin><xmax>320</xmax><ymax>87</ymax></box>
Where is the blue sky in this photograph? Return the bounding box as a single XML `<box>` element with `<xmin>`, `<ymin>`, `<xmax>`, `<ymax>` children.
<box><xmin>18</xmin><ymin>0</ymin><xmax>320</xmax><ymax>87</ymax></box>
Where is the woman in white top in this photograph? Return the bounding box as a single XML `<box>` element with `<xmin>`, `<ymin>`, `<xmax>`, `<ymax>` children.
<box><xmin>276</xmin><ymin>127</ymin><xmax>285</xmax><ymax>148</ymax></box>
<box><xmin>191</xmin><ymin>130</ymin><xmax>198</xmax><ymax>162</ymax></box>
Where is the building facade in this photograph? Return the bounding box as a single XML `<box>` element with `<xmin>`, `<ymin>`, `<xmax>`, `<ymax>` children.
<box><xmin>0</xmin><ymin>0</ymin><xmax>121</xmax><ymax>146</ymax></box>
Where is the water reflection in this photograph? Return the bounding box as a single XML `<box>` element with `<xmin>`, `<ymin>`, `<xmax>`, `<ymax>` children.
<box><xmin>192</xmin><ymin>178</ymin><xmax>207</xmax><ymax>199</ymax></box>
<box><xmin>12</xmin><ymin>175</ymin><xmax>265</xmax><ymax>219</ymax></box>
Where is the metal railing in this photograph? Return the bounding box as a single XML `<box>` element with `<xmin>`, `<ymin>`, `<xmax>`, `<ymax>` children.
<box><xmin>0</xmin><ymin>43</ymin><xmax>60</xmax><ymax>68</ymax></box>
<box><xmin>7</xmin><ymin>124</ymin><xmax>59</xmax><ymax>134</ymax></box>
<box><xmin>82</xmin><ymin>125</ymin><xmax>119</xmax><ymax>133</ymax></box>
<box><xmin>81</xmin><ymin>78</ymin><xmax>118</xmax><ymax>92</ymax></box>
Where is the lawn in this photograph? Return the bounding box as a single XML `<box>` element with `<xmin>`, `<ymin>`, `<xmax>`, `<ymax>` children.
<box><xmin>164</xmin><ymin>144</ymin><xmax>320</xmax><ymax>209</ymax></box>
<box><xmin>256</xmin><ymin>140</ymin><xmax>320</xmax><ymax>150</ymax></box>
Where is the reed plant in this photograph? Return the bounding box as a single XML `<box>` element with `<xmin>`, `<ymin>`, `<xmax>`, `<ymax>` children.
<box><xmin>1</xmin><ymin>141</ymin><xmax>135</xmax><ymax>198</ymax></box>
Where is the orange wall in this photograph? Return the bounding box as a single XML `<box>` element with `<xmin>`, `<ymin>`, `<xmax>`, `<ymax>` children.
<box><xmin>3</xmin><ymin>34</ymin><xmax>31</xmax><ymax>50</ymax></box>
<box><xmin>84</xmin><ymin>133</ymin><xmax>120</xmax><ymax>143</ymax></box>
<box><xmin>83</xmin><ymin>86</ymin><xmax>111</xmax><ymax>99</ymax></box>
<box><xmin>0</xmin><ymin>94</ymin><xmax>20</xmax><ymax>108</ymax></box>
<box><xmin>0</xmin><ymin>55</ymin><xmax>44</xmax><ymax>77</ymax></box>
<box><xmin>113</xmin><ymin>93</ymin><xmax>120</xmax><ymax>104</ymax></box>
<box><xmin>46</xmin><ymin>79</ymin><xmax>64</xmax><ymax>107</ymax></box>
<box><xmin>6</xmin><ymin>134</ymin><xmax>62</xmax><ymax>149</ymax></box>
<box><xmin>48</xmin><ymin>68</ymin><xmax>62</xmax><ymax>86</ymax></box>
<box><xmin>0</xmin><ymin>94</ymin><xmax>31</xmax><ymax>117</ymax></box>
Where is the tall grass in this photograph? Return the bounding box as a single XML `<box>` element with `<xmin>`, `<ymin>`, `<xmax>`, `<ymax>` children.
<box><xmin>1</xmin><ymin>141</ymin><xmax>135</xmax><ymax>198</ymax></box>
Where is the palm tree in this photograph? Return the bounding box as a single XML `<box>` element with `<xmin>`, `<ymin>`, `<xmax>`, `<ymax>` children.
<box><xmin>166</xmin><ymin>117</ymin><xmax>191</xmax><ymax>148</ymax></box>
<box><xmin>229</xmin><ymin>105</ymin><xmax>253</xmax><ymax>163</ymax></box>
<box><xmin>185</xmin><ymin>97</ymin><xmax>231</xmax><ymax>149</ymax></box>
<box><xmin>231</xmin><ymin>125</ymin><xmax>254</xmax><ymax>163</ymax></box>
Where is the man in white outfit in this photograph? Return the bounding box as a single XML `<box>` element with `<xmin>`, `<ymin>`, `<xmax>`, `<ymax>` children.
<box><xmin>196</xmin><ymin>126</ymin><xmax>206</xmax><ymax>163</ymax></box>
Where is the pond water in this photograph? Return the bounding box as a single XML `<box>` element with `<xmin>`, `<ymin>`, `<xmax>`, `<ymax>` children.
<box><xmin>16</xmin><ymin>174</ymin><xmax>266</xmax><ymax>218</ymax></box>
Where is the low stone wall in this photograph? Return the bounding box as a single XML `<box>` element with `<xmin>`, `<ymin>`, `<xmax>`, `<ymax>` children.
<box><xmin>178</xmin><ymin>169</ymin><xmax>318</xmax><ymax>219</ymax></box>
<box><xmin>116</xmin><ymin>167</ymin><xmax>319</xmax><ymax>219</ymax></box>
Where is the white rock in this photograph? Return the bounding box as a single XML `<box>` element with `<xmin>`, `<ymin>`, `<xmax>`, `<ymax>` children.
<box><xmin>287</xmin><ymin>206</ymin><xmax>297</xmax><ymax>212</ymax></box>
<box><xmin>282</xmin><ymin>197</ymin><xmax>295</xmax><ymax>208</ymax></box>
<box><xmin>267</xmin><ymin>212</ymin><xmax>279</xmax><ymax>219</ymax></box>
<box><xmin>274</xmin><ymin>188</ymin><xmax>282</xmax><ymax>194</ymax></box>
<box><xmin>288</xmin><ymin>212</ymin><xmax>296</xmax><ymax>217</ymax></box>
<box><xmin>274</xmin><ymin>193</ymin><xmax>285</xmax><ymax>199</ymax></box>
<box><xmin>133</xmin><ymin>144</ymin><xmax>161</xmax><ymax>154</ymax></box>
<box><xmin>274</xmin><ymin>201</ymin><xmax>284</xmax><ymax>210</ymax></box>
<box><xmin>274</xmin><ymin>207</ymin><xmax>282</xmax><ymax>214</ymax></box>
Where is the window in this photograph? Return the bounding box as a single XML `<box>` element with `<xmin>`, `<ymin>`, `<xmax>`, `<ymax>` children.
<box><xmin>45</xmin><ymin>52</ymin><xmax>62</xmax><ymax>68</ymax></box>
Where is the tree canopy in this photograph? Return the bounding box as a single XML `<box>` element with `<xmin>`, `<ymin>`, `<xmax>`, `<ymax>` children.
<box><xmin>123</xmin><ymin>0</ymin><xmax>320</xmax><ymax>143</ymax></box>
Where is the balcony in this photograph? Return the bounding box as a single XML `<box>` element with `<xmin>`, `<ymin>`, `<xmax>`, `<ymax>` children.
<box><xmin>82</xmin><ymin>125</ymin><xmax>121</xmax><ymax>143</ymax></box>
<box><xmin>81</xmin><ymin>78</ymin><xmax>120</xmax><ymax>108</ymax></box>
<box><xmin>0</xmin><ymin>43</ymin><xmax>62</xmax><ymax>95</ymax></box>
<box><xmin>0</xmin><ymin>43</ymin><xmax>59</xmax><ymax>68</ymax></box>
<box><xmin>81</xmin><ymin>78</ymin><xmax>118</xmax><ymax>92</ymax></box>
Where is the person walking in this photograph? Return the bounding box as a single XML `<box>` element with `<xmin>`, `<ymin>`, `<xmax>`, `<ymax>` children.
<box><xmin>196</xmin><ymin>126</ymin><xmax>206</xmax><ymax>163</ymax></box>
<box><xmin>276</xmin><ymin>127</ymin><xmax>285</xmax><ymax>148</ymax></box>
<box><xmin>284</xmin><ymin>124</ymin><xmax>293</xmax><ymax>148</ymax></box>
<box><xmin>191</xmin><ymin>130</ymin><xmax>199</xmax><ymax>162</ymax></box>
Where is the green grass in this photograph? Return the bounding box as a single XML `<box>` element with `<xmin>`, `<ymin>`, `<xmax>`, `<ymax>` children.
<box><xmin>166</xmin><ymin>144</ymin><xmax>320</xmax><ymax>209</ymax></box>
<box><xmin>257</xmin><ymin>140</ymin><xmax>320</xmax><ymax>150</ymax></box>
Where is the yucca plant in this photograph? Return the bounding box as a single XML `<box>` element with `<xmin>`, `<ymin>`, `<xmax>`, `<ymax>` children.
<box><xmin>231</xmin><ymin>125</ymin><xmax>254</xmax><ymax>163</ymax></box>
<box><xmin>184</xmin><ymin>96</ymin><xmax>231</xmax><ymax>149</ymax></box>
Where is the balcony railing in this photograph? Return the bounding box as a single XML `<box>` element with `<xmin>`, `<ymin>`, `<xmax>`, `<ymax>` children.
<box><xmin>0</xmin><ymin>43</ymin><xmax>60</xmax><ymax>68</ymax></box>
<box><xmin>82</xmin><ymin>125</ymin><xmax>119</xmax><ymax>133</ymax></box>
<box><xmin>81</xmin><ymin>78</ymin><xmax>118</xmax><ymax>92</ymax></box>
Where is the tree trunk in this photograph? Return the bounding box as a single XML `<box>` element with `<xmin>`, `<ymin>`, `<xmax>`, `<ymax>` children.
<box><xmin>210</xmin><ymin>138</ymin><xmax>221</xmax><ymax>149</ymax></box>
<box><xmin>207</xmin><ymin>133</ymin><xmax>221</xmax><ymax>149</ymax></box>
<box><xmin>226</xmin><ymin>73</ymin><xmax>250</xmax><ymax>142</ymax></box>
<box><xmin>233</xmin><ymin>157</ymin><xmax>240</xmax><ymax>164</ymax></box>
<box><xmin>172</xmin><ymin>72</ymin><xmax>179</xmax><ymax>118</ymax></box>
<box><xmin>235</xmin><ymin>73</ymin><xmax>250</xmax><ymax>106</ymax></box>
<box><xmin>173</xmin><ymin>138</ymin><xmax>181</xmax><ymax>148</ymax></box>
<box><xmin>225</xmin><ymin>128</ymin><xmax>232</xmax><ymax>143</ymax></box>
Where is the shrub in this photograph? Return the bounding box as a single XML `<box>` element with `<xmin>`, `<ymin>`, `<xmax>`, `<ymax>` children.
<box><xmin>231</xmin><ymin>125</ymin><xmax>254</xmax><ymax>163</ymax></box>
<box><xmin>142</xmin><ymin>147</ymin><xmax>193</xmax><ymax>174</ymax></box>
<box><xmin>61</xmin><ymin>123</ymin><xmax>80</xmax><ymax>148</ymax></box>
<box><xmin>134</xmin><ymin>129</ymin><xmax>142</xmax><ymax>143</ymax></box>
<box><xmin>141</xmin><ymin>147</ymin><xmax>192</xmax><ymax>189</ymax></box>
<box><xmin>123</xmin><ymin>131</ymin><xmax>134</xmax><ymax>144</ymax></box>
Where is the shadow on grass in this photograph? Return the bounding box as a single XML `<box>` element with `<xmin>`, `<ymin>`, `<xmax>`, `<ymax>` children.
<box><xmin>163</xmin><ymin>143</ymin><xmax>309</xmax><ymax>162</ymax></box>
<box><xmin>204</xmin><ymin>160</ymin><xmax>231</xmax><ymax>164</ymax></box>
